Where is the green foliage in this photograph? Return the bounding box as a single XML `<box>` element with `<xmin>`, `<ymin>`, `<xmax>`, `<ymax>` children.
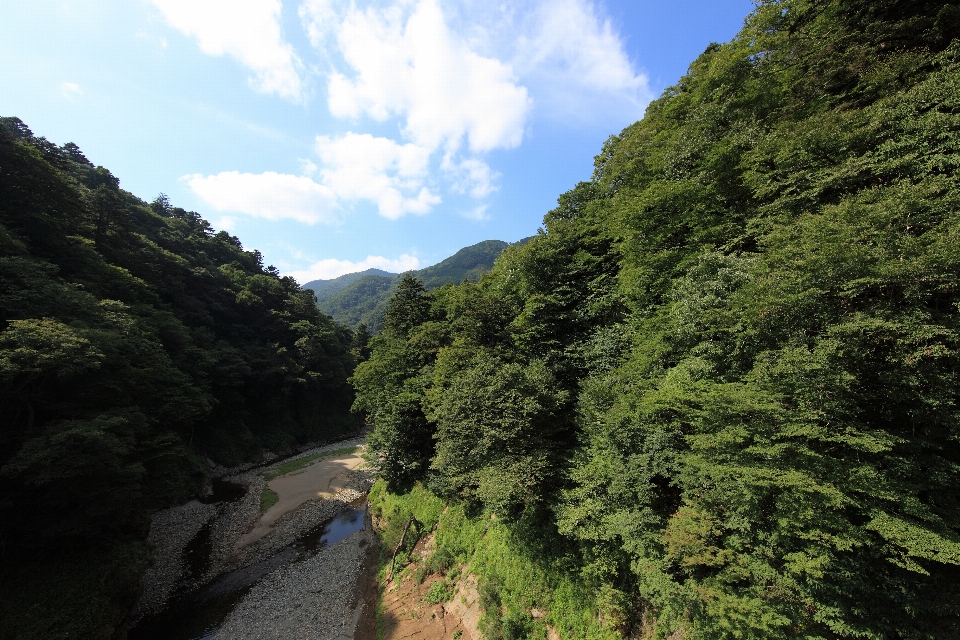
<box><xmin>317</xmin><ymin>273</ymin><xmax>396</xmax><ymax>328</ymax></box>
<box><xmin>369</xmin><ymin>480</ymin><xmax>620</xmax><ymax>640</ymax></box>
<box><xmin>312</xmin><ymin>240</ymin><xmax>513</xmax><ymax>331</ymax></box>
<box><xmin>381</xmin><ymin>275</ymin><xmax>432</xmax><ymax>336</ymax></box>
<box><xmin>427</xmin><ymin>355</ymin><xmax>568</xmax><ymax>516</ymax></box>
<box><xmin>356</xmin><ymin>3</ymin><xmax>960</xmax><ymax>637</ymax></box>
<box><xmin>427</xmin><ymin>546</ymin><xmax>455</xmax><ymax>575</ymax></box>
<box><xmin>353</xmin><ymin>279</ymin><xmax>445</xmax><ymax>489</ymax></box>
<box><xmin>415</xmin><ymin>239</ymin><xmax>510</xmax><ymax>289</ymax></box>
<box><xmin>0</xmin><ymin>119</ymin><xmax>359</xmax><ymax>638</ymax></box>
<box><xmin>260</xmin><ymin>487</ymin><xmax>279</xmax><ymax>512</ymax></box>
<box><xmin>303</xmin><ymin>267</ymin><xmax>396</xmax><ymax>300</ymax></box>
<box><xmin>424</xmin><ymin>580</ymin><xmax>454</xmax><ymax>604</ymax></box>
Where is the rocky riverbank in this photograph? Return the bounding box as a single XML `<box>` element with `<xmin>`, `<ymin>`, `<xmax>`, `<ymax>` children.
<box><xmin>134</xmin><ymin>500</ymin><xmax>220</xmax><ymax>621</ymax></box>
<box><xmin>214</xmin><ymin>518</ymin><xmax>377</xmax><ymax>640</ymax></box>
<box><xmin>228</xmin><ymin>474</ymin><xmax>372</xmax><ymax>573</ymax></box>
<box><xmin>129</xmin><ymin>436</ymin><xmax>371</xmax><ymax>635</ymax></box>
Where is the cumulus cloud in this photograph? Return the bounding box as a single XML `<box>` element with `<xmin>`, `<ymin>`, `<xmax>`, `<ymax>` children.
<box><xmin>315</xmin><ymin>132</ymin><xmax>440</xmax><ymax>219</ymax></box>
<box><xmin>298</xmin><ymin>0</ymin><xmax>338</xmax><ymax>48</ymax></box>
<box><xmin>299</xmin><ymin>158</ymin><xmax>319</xmax><ymax>177</ymax></box>
<box><xmin>185</xmin><ymin>135</ymin><xmax>442</xmax><ymax>223</ymax></box>
<box><xmin>310</xmin><ymin>0</ymin><xmax>531</xmax><ymax>153</ymax></box>
<box><xmin>293</xmin><ymin>0</ymin><xmax>651</xmax><ymax>222</ymax></box>
<box><xmin>511</xmin><ymin>0</ymin><xmax>653</xmax><ymax>118</ymax></box>
<box><xmin>151</xmin><ymin>0</ymin><xmax>304</xmax><ymax>101</ymax></box>
<box><xmin>303</xmin><ymin>0</ymin><xmax>650</xmax><ymax>125</ymax></box>
<box><xmin>443</xmin><ymin>157</ymin><xmax>499</xmax><ymax>199</ymax></box>
<box><xmin>287</xmin><ymin>253</ymin><xmax>420</xmax><ymax>282</ymax></box>
<box><xmin>214</xmin><ymin>216</ymin><xmax>238</xmax><ymax>231</ymax></box>
<box><xmin>184</xmin><ymin>171</ymin><xmax>338</xmax><ymax>224</ymax></box>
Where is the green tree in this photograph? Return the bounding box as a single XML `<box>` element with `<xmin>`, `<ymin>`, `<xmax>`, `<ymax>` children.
<box><xmin>351</xmin><ymin>279</ymin><xmax>450</xmax><ymax>489</ymax></box>
<box><xmin>382</xmin><ymin>274</ymin><xmax>430</xmax><ymax>336</ymax></box>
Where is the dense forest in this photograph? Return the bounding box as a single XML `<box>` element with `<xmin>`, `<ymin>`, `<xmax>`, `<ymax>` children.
<box><xmin>305</xmin><ymin>239</ymin><xmax>517</xmax><ymax>331</ymax></box>
<box><xmin>357</xmin><ymin>1</ymin><xmax>960</xmax><ymax>638</ymax></box>
<box><xmin>0</xmin><ymin>118</ymin><xmax>358</xmax><ymax>638</ymax></box>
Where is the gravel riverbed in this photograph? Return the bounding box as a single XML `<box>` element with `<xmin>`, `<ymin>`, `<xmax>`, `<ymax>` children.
<box><xmin>132</xmin><ymin>500</ymin><xmax>219</xmax><ymax>621</ymax></box>
<box><xmin>214</xmin><ymin>522</ymin><xmax>376</xmax><ymax>640</ymax></box>
<box><xmin>230</xmin><ymin>472</ymin><xmax>373</xmax><ymax>570</ymax></box>
<box><xmin>130</xmin><ymin>435</ymin><xmax>372</xmax><ymax>635</ymax></box>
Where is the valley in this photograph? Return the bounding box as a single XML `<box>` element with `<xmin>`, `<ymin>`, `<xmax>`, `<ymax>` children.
<box><xmin>3</xmin><ymin>1</ymin><xmax>960</xmax><ymax>638</ymax></box>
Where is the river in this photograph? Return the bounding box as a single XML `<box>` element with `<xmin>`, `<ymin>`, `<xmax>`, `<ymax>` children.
<box><xmin>127</xmin><ymin>439</ymin><xmax>372</xmax><ymax>640</ymax></box>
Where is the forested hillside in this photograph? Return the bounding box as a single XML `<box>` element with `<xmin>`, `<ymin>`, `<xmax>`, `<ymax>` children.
<box><xmin>310</xmin><ymin>239</ymin><xmax>513</xmax><ymax>330</ymax></box>
<box><xmin>0</xmin><ymin>118</ymin><xmax>358</xmax><ymax>639</ymax></box>
<box><xmin>302</xmin><ymin>267</ymin><xmax>396</xmax><ymax>300</ymax></box>
<box><xmin>355</xmin><ymin>1</ymin><xmax>960</xmax><ymax>637</ymax></box>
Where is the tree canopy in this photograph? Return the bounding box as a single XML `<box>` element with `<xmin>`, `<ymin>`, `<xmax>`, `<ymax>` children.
<box><xmin>353</xmin><ymin>1</ymin><xmax>960</xmax><ymax>637</ymax></box>
<box><xmin>0</xmin><ymin>117</ymin><xmax>360</xmax><ymax>639</ymax></box>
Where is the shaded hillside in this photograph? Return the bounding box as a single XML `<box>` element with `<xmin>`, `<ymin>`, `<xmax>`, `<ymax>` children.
<box><xmin>415</xmin><ymin>239</ymin><xmax>509</xmax><ymax>288</ymax></box>
<box><xmin>302</xmin><ymin>267</ymin><xmax>397</xmax><ymax>300</ymax></box>
<box><xmin>0</xmin><ymin>117</ymin><xmax>359</xmax><ymax>639</ymax></box>
<box><xmin>314</xmin><ymin>239</ymin><xmax>513</xmax><ymax>331</ymax></box>
<box><xmin>316</xmin><ymin>273</ymin><xmax>397</xmax><ymax>328</ymax></box>
<box><xmin>355</xmin><ymin>2</ymin><xmax>960</xmax><ymax>638</ymax></box>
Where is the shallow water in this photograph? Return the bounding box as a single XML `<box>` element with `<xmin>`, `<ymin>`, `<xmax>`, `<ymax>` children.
<box><xmin>128</xmin><ymin>503</ymin><xmax>368</xmax><ymax>640</ymax></box>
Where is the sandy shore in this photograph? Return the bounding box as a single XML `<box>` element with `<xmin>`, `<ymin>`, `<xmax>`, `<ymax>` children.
<box><xmin>130</xmin><ymin>436</ymin><xmax>368</xmax><ymax>629</ymax></box>
<box><xmin>237</xmin><ymin>453</ymin><xmax>366</xmax><ymax>548</ymax></box>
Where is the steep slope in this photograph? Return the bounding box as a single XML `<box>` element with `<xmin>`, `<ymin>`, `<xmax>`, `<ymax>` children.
<box><xmin>302</xmin><ymin>267</ymin><xmax>397</xmax><ymax>301</ymax></box>
<box><xmin>0</xmin><ymin>118</ymin><xmax>359</xmax><ymax>639</ymax></box>
<box><xmin>354</xmin><ymin>2</ymin><xmax>960</xmax><ymax>638</ymax></box>
<box><xmin>314</xmin><ymin>239</ymin><xmax>513</xmax><ymax>331</ymax></box>
<box><xmin>415</xmin><ymin>240</ymin><xmax>509</xmax><ymax>288</ymax></box>
<box><xmin>317</xmin><ymin>273</ymin><xmax>397</xmax><ymax>328</ymax></box>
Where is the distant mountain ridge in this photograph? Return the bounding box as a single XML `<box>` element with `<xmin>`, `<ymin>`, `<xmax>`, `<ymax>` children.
<box><xmin>304</xmin><ymin>239</ymin><xmax>522</xmax><ymax>330</ymax></box>
<box><xmin>301</xmin><ymin>268</ymin><xmax>396</xmax><ymax>300</ymax></box>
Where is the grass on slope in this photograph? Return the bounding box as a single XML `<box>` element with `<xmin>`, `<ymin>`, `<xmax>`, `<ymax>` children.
<box><xmin>368</xmin><ymin>480</ymin><xmax>620</xmax><ymax>640</ymax></box>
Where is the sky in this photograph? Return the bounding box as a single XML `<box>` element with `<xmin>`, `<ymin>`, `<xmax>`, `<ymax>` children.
<box><xmin>2</xmin><ymin>0</ymin><xmax>754</xmax><ymax>282</ymax></box>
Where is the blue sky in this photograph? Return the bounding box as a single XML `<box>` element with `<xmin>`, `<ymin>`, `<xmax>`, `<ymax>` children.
<box><xmin>2</xmin><ymin>0</ymin><xmax>753</xmax><ymax>281</ymax></box>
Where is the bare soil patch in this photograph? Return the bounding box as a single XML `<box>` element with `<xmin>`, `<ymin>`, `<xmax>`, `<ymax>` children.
<box><xmin>361</xmin><ymin>531</ymin><xmax>478</xmax><ymax>640</ymax></box>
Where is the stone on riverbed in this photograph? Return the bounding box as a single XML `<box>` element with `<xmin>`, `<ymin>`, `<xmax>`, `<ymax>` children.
<box><xmin>213</xmin><ymin>524</ymin><xmax>375</xmax><ymax>640</ymax></box>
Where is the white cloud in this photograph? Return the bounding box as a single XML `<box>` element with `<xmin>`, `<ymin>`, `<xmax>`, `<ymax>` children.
<box><xmin>287</xmin><ymin>253</ymin><xmax>420</xmax><ymax>282</ymax></box>
<box><xmin>313</xmin><ymin>0</ymin><xmax>531</xmax><ymax>153</ymax></box>
<box><xmin>511</xmin><ymin>0</ymin><xmax>653</xmax><ymax>118</ymax></box>
<box><xmin>60</xmin><ymin>82</ymin><xmax>82</xmax><ymax>102</ymax></box>
<box><xmin>299</xmin><ymin>158</ymin><xmax>319</xmax><ymax>177</ymax></box>
<box><xmin>151</xmin><ymin>0</ymin><xmax>304</xmax><ymax>101</ymax></box>
<box><xmin>462</xmin><ymin>204</ymin><xmax>490</xmax><ymax>221</ymax></box>
<box><xmin>184</xmin><ymin>171</ymin><xmax>338</xmax><ymax>224</ymax></box>
<box><xmin>443</xmin><ymin>157</ymin><xmax>499</xmax><ymax>199</ymax></box>
<box><xmin>304</xmin><ymin>0</ymin><xmax>650</xmax><ymax>126</ymax></box>
<box><xmin>214</xmin><ymin>216</ymin><xmax>237</xmax><ymax>231</ymax></box>
<box><xmin>186</xmin><ymin>134</ymin><xmax>442</xmax><ymax>223</ymax></box>
<box><xmin>315</xmin><ymin>133</ymin><xmax>441</xmax><ymax>219</ymax></box>
<box><xmin>298</xmin><ymin>0</ymin><xmax>337</xmax><ymax>48</ymax></box>
<box><xmin>293</xmin><ymin>0</ymin><xmax>649</xmax><ymax>223</ymax></box>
